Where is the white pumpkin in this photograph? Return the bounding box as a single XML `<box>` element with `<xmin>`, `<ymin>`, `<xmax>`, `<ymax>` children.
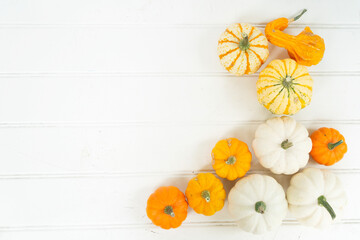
<box><xmin>252</xmin><ymin>116</ymin><xmax>312</xmax><ymax>174</ymax></box>
<box><xmin>287</xmin><ymin>168</ymin><xmax>347</xmax><ymax>228</ymax></box>
<box><xmin>228</xmin><ymin>174</ymin><xmax>288</xmax><ymax>234</ymax></box>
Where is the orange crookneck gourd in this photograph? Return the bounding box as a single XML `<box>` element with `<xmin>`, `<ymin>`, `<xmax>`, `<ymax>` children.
<box><xmin>265</xmin><ymin>9</ymin><xmax>325</xmax><ymax>66</ymax></box>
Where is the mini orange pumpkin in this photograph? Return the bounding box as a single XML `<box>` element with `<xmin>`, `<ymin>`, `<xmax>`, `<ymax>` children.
<box><xmin>265</xmin><ymin>9</ymin><xmax>325</xmax><ymax>66</ymax></box>
<box><xmin>310</xmin><ymin>127</ymin><xmax>347</xmax><ymax>166</ymax></box>
<box><xmin>185</xmin><ymin>173</ymin><xmax>226</xmax><ymax>216</ymax></box>
<box><xmin>146</xmin><ymin>186</ymin><xmax>188</xmax><ymax>229</ymax></box>
<box><xmin>211</xmin><ymin>138</ymin><xmax>252</xmax><ymax>180</ymax></box>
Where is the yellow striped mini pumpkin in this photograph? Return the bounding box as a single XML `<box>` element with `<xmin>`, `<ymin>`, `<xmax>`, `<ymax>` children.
<box><xmin>217</xmin><ymin>23</ymin><xmax>269</xmax><ymax>76</ymax></box>
<box><xmin>257</xmin><ymin>59</ymin><xmax>313</xmax><ymax>115</ymax></box>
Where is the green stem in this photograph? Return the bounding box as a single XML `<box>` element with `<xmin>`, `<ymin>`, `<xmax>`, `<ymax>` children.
<box><xmin>255</xmin><ymin>201</ymin><xmax>266</xmax><ymax>214</ymax></box>
<box><xmin>318</xmin><ymin>195</ymin><xmax>336</xmax><ymax>220</ymax></box>
<box><xmin>290</xmin><ymin>9</ymin><xmax>307</xmax><ymax>22</ymax></box>
<box><xmin>239</xmin><ymin>33</ymin><xmax>250</xmax><ymax>51</ymax></box>
<box><xmin>328</xmin><ymin>140</ymin><xmax>343</xmax><ymax>150</ymax></box>
<box><xmin>201</xmin><ymin>190</ymin><xmax>211</xmax><ymax>203</ymax></box>
<box><xmin>226</xmin><ymin>156</ymin><xmax>237</xmax><ymax>165</ymax></box>
<box><xmin>281</xmin><ymin>139</ymin><xmax>293</xmax><ymax>150</ymax></box>
<box><xmin>164</xmin><ymin>205</ymin><xmax>175</xmax><ymax>217</ymax></box>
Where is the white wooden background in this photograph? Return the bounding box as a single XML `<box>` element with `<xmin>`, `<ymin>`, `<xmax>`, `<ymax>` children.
<box><xmin>0</xmin><ymin>0</ymin><xmax>359</xmax><ymax>239</ymax></box>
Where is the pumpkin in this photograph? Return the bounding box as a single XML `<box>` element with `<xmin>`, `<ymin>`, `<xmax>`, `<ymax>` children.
<box><xmin>257</xmin><ymin>58</ymin><xmax>313</xmax><ymax>115</ymax></box>
<box><xmin>146</xmin><ymin>186</ymin><xmax>188</xmax><ymax>229</ymax></box>
<box><xmin>185</xmin><ymin>173</ymin><xmax>226</xmax><ymax>216</ymax></box>
<box><xmin>310</xmin><ymin>127</ymin><xmax>347</xmax><ymax>166</ymax></box>
<box><xmin>287</xmin><ymin>168</ymin><xmax>347</xmax><ymax>228</ymax></box>
<box><xmin>252</xmin><ymin>116</ymin><xmax>312</xmax><ymax>174</ymax></box>
<box><xmin>211</xmin><ymin>138</ymin><xmax>252</xmax><ymax>181</ymax></box>
<box><xmin>265</xmin><ymin>9</ymin><xmax>325</xmax><ymax>66</ymax></box>
<box><xmin>217</xmin><ymin>23</ymin><xmax>269</xmax><ymax>76</ymax></box>
<box><xmin>228</xmin><ymin>174</ymin><xmax>288</xmax><ymax>234</ymax></box>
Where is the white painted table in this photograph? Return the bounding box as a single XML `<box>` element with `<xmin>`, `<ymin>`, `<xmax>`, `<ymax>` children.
<box><xmin>0</xmin><ymin>0</ymin><xmax>359</xmax><ymax>239</ymax></box>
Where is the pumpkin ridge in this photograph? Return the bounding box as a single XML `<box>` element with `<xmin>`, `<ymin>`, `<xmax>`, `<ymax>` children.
<box><xmin>226</xmin><ymin>29</ymin><xmax>240</xmax><ymax>41</ymax></box>
<box><xmin>292</xmin><ymin>83</ymin><xmax>312</xmax><ymax>91</ymax></box>
<box><xmin>244</xmin><ymin>51</ymin><xmax>250</xmax><ymax>74</ymax></box>
<box><xmin>292</xmin><ymin>72</ymin><xmax>309</xmax><ymax>80</ymax></box>
<box><xmin>248</xmin><ymin>48</ymin><xmax>264</xmax><ymax>64</ymax></box>
<box><xmin>218</xmin><ymin>47</ymin><xmax>238</xmax><ymax>59</ymax></box>
<box><xmin>250</xmin><ymin>33</ymin><xmax>262</xmax><ymax>42</ymax></box>
<box><xmin>249</xmin><ymin>26</ymin><xmax>255</xmax><ymax>38</ymax></box>
<box><xmin>291</xmin><ymin>87</ymin><xmax>307</xmax><ymax>108</ymax></box>
<box><xmin>238</xmin><ymin>23</ymin><xmax>243</xmax><ymax>34</ymax></box>
<box><xmin>283</xmin><ymin>96</ymin><xmax>291</xmax><ymax>115</ymax></box>
<box><xmin>226</xmin><ymin>51</ymin><xmax>241</xmax><ymax>71</ymax></box>
<box><xmin>267</xmin><ymin>65</ymin><xmax>284</xmax><ymax>77</ymax></box>
<box><xmin>218</xmin><ymin>40</ymin><xmax>239</xmax><ymax>44</ymax></box>
<box><xmin>291</xmin><ymin>63</ymin><xmax>299</xmax><ymax>76</ymax></box>
<box><xmin>250</xmin><ymin>44</ymin><xmax>268</xmax><ymax>49</ymax></box>
<box><xmin>265</xmin><ymin>87</ymin><xmax>284</xmax><ymax>109</ymax></box>
<box><xmin>274</xmin><ymin>90</ymin><xmax>286</xmax><ymax>113</ymax></box>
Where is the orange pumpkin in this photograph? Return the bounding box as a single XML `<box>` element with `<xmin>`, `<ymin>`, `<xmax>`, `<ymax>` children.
<box><xmin>146</xmin><ymin>186</ymin><xmax>188</xmax><ymax>229</ymax></box>
<box><xmin>211</xmin><ymin>138</ymin><xmax>252</xmax><ymax>180</ymax></box>
<box><xmin>265</xmin><ymin>9</ymin><xmax>325</xmax><ymax>66</ymax></box>
<box><xmin>310</xmin><ymin>128</ymin><xmax>347</xmax><ymax>166</ymax></box>
<box><xmin>185</xmin><ymin>173</ymin><xmax>226</xmax><ymax>216</ymax></box>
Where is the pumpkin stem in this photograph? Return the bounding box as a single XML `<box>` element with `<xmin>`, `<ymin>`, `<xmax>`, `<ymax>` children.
<box><xmin>318</xmin><ymin>195</ymin><xmax>336</xmax><ymax>220</ymax></box>
<box><xmin>226</xmin><ymin>156</ymin><xmax>237</xmax><ymax>165</ymax></box>
<box><xmin>328</xmin><ymin>140</ymin><xmax>343</xmax><ymax>150</ymax></box>
<box><xmin>201</xmin><ymin>190</ymin><xmax>211</xmax><ymax>203</ymax></box>
<box><xmin>281</xmin><ymin>139</ymin><xmax>293</xmax><ymax>150</ymax></box>
<box><xmin>282</xmin><ymin>76</ymin><xmax>294</xmax><ymax>89</ymax></box>
<box><xmin>239</xmin><ymin>33</ymin><xmax>250</xmax><ymax>51</ymax></box>
<box><xmin>164</xmin><ymin>205</ymin><xmax>175</xmax><ymax>217</ymax></box>
<box><xmin>255</xmin><ymin>201</ymin><xmax>266</xmax><ymax>214</ymax></box>
<box><xmin>290</xmin><ymin>9</ymin><xmax>307</xmax><ymax>22</ymax></box>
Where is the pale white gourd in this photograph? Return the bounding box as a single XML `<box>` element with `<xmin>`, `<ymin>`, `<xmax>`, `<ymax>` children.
<box><xmin>287</xmin><ymin>168</ymin><xmax>347</xmax><ymax>228</ymax></box>
<box><xmin>252</xmin><ymin>116</ymin><xmax>312</xmax><ymax>174</ymax></box>
<box><xmin>228</xmin><ymin>174</ymin><xmax>288</xmax><ymax>234</ymax></box>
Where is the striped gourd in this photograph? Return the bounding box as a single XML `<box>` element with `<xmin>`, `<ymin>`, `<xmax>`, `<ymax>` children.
<box><xmin>257</xmin><ymin>59</ymin><xmax>313</xmax><ymax>115</ymax></box>
<box><xmin>217</xmin><ymin>23</ymin><xmax>269</xmax><ymax>76</ymax></box>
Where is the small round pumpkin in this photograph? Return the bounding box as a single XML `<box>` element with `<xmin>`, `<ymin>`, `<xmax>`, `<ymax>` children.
<box><xmin>310</xmin><ymin>127</ymin><xmax>347</xmax><ymax>166</ymax></box>
<box><xmin>257</xmin><ymin>58</ymin><xmax>313</xmax><ymax>115</ymax></box>
<box><xmin>228</xmin><ymin>174</ymin><xmax>288</xmax><ymax>234</ymax></box>
<box><xmin>185</xmin><ymin>173</ymin><xmax>226</xmax><ymax>216</ymax></box>
<box><xmin>211</xmin><ymin>138</ymin><xmax>252</xmax><ymax>180</ymax></box>
<box><xmin>146</xmin><ymin>186</ymin><xmax>188</xmax><ymax>229</ymax></box>
<box><xmin>217</xmin><ymin>23</ymin><xmax>269</xmax><ymax>76</ymax></box>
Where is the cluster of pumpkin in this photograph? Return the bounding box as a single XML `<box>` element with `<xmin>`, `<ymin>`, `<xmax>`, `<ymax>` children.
<box><xmin>218</xmin><ymin>9</ymin><xmax>324</xmax><ymax>115</ymax></box>
<box><xmin>147</xmin><ymin>116</ymin><xmax>348</xmax><ymax>233</ymax></box>
<box><xmin>146</xmin><ymin>10</ymin><xmax>348</xmax><ymax>234</ymax></box>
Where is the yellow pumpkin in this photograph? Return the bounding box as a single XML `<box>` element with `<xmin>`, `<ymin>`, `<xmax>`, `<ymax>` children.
<box><xmin>211</xmin><ymin>138</ymin><xmax>252</xmax><ymax>181</ymax></box>
<box><xmin>257</xmin><ymin>58</ymin><xmax>313</xmax><ymax>115</ymax></box>
<box><xmin>185</xmin><ymin>173</ymin><xmax>226</xmax><ymax>216</ymax></box>
<box><xmin>217</xmin><ymin>23</ymin><xmax>269</xmax><ymax>76</ymax></box>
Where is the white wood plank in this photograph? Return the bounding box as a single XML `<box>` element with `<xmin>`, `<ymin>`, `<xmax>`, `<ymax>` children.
<box><xmin>1</xmin><ymin>224</ymin><xmax>360</xmax><ymax>240</ymax></box>
<box><xmin>0</xmin><ymin>123</ymin><xmax>357</xmax><ymax>174</ymax></box>
<box><xmin>0</xmin><ymin>28</ymin><xmax>358</xmax><ymax>73</ymax></box>
<box><xmin>0</xmin><ymin>76</ymin><xmax>359</xmax><ymax>123</ymax></box>
<box><xmin>0</xmin><ymin>0</ymin><xmax>359</xmax><ymax>24</ymax></box>
<box><xmin>0</xmin><ymin>174</ymin><xmax>357</xmax><ymax>226</ymax></box>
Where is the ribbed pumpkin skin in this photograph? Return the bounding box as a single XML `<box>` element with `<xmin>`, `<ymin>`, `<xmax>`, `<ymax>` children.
<box><xmin>146</xmin><ymin>186</ymin><xmax>188</xmax><ymax>229</ymax></box>
<box><xmin>257</xmin><ymin>58</ymin><xmax>313</xmax><ymax>115</ymax></box>
<box><xmin>211</xmin><ymin>138</ymin><xmax>252</xmax><ymax>181</ymax></box>
<box><xmin>217</xmin><ymin>23</ymin><xmax>269</xmax><ymax>76</ymax></box>
<box><xmin>310</xmin><ymin>128</ymin><xmax>347</xmax><ymax>166</ymax></box>
<box><xmin>185</xmin><ymin>173</ymin><xmax>226</xmax><ymax>216</ymax></box>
